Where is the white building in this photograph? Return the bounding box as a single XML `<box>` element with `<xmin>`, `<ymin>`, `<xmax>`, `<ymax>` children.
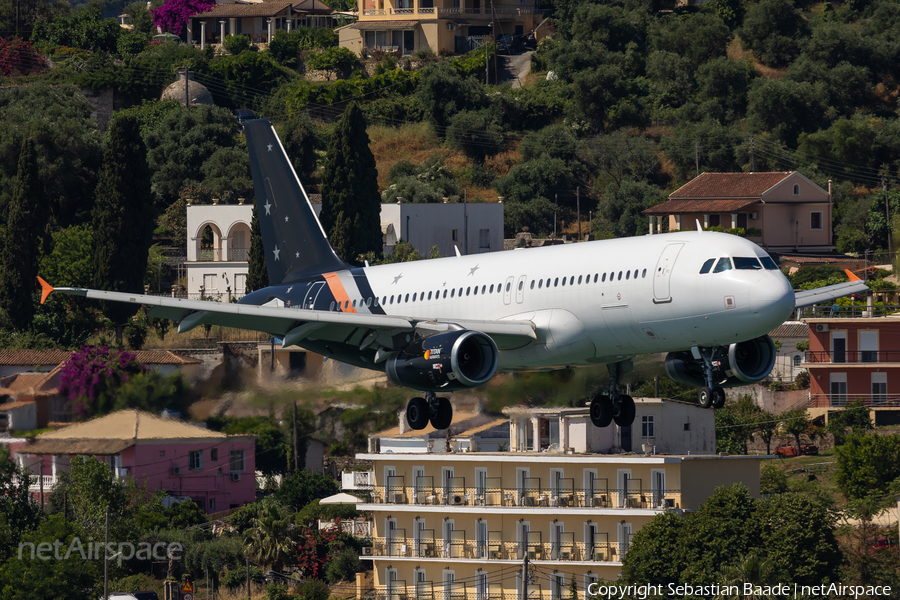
<box><xmin>184</xmin><ymin>201</ymin><xmax>505</xmax><ymax>297</ymax></box>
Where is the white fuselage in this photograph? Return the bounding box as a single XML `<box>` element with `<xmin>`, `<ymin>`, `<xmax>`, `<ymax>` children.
<box><xmin>330</xmin><ymin>231</ymin><xmax>795</xmax><ymax>371</ymax></box>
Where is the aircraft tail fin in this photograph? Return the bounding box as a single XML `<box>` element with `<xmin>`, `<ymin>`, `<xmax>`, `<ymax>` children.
<box><xmin>244</xmin><ymin>119</ymin><xmax>349</xmax><ymax>284</ymax></box>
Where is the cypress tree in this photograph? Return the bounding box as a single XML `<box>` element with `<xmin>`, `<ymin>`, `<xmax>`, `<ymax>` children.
<box><xmin>319</xmin><ymin>103</ymin><xmax>382</xmax><ymax>264</ymax></box>
<box><xmin>0</xmin><ymin>138</ymin><xmax>45</xmax><ymax>330</ymax></box>
<box><xmin>92</xmin><ymin>115</ymin><xmax>153</xmax><ymax>345</ymax></box>
<box><xmin>247</xmin><ymin>203</ymin><xmax>267</xmax><ymax>292</ymax></box>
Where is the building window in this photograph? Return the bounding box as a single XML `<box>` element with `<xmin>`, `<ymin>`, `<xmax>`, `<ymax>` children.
<box><xmin>230</xmin><ymin>449</ymin><xmax>246</xmax><ymax>472</ymax></box>
<box><xmin>451</xmin><ymin>229</ymin><xmax>459</xmax><ymax>242</ymax></box>
<box><xmin>872</xmin><ymin>373</ymin><xmax>887</xmax><ymax>404</ymax></box>
<box><xmin>810</xmin><ymin>211</ymin><xmax>823</xmax><ymax>230</ymax></box>
<box><xmin>708</xmin><ymin>214</ymin><xmax>721</xmax><ymax>227</ymax></box>
<box><xmin>210</xmin><ymin>449</ymin><xmax>218</xmax><ymax>461</ymax></box>
<box><xmin>830</xmin><ymin>373</ymin><xmax>848</xmax><ymax>406</ymax></box>
<box><xmin>159</xmin><ymin>451</ymin><xmax>165</xmax><ymax>457</ymax></box>
<box><xmin>793</xmin><ymin>183</ymin><xmax>800</xmax><ymax>195</ymax></box>
<box><xmin>479</xmin><ymin>229</ymin><xmax>490</xmax><ymax>248</ymax></box>
<box><xmin>792</xmin><ymin>355</ymin><xmax>802</xmax><ymax>366</ymax></box>
<box><xmin>209</xmin><ymin>498</ymin><xmax>216</xmax><ymax>511</ymax></box>
<box><xmin>235</xmin><ymin>273</ymin><xmax>247</xmax><ymax>295</ymax></box>
<box><xmin>641</xmin><ymin>416</ymin><xmax>655</xmax><ymax>439</ymax></box>
<box><xmin>189</xmin><ymin>450</ymin><xmax>203</xmax><ymax>470</ymax></box>
<box><xmin>202</xmin><ymin>274</ymin><xmax>217</xmax><ymax>293</ymax></box>
<box><xmin>683</xmin><ymin>423</ymin><xmax>690</xmax><ymax>431</ymax></box>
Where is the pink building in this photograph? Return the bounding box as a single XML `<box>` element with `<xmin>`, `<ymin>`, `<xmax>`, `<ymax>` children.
<box><xmin>7</xmin><ymin>410</ymin><xmax>256</xmax><ymax>513</ymax></box>
<box><xmin>643</xmin><ymin>172</ymin><xmax>834</xmax><ymax>253</ymax></box>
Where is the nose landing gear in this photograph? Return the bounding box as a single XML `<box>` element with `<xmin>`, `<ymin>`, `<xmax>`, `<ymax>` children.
<box><xmin>694</xmin><ymin>346</ymin><xmax>727</xmax><ymax>409</ymax></box>
<box><xmin>406</xmin><ymin>391</ymin><xmax>452</xmax><ymax>430</ymax></box>
<box><xmin>589</xmin><ymin>360</ymin><xmax>636</xmax><ymax>428</ymax></box>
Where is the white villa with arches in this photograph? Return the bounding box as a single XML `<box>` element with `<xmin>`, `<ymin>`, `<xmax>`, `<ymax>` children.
<box><xmin>187</xmin><ymin>202</ymin><xmax>253</xmax><ymax>299</ymax></box>
<box><xmin>184</xmin><ymin>201</ymin><xmax>504</xmax><ymax>299</ymax></box>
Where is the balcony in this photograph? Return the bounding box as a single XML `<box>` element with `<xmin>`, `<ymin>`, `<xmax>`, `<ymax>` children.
<box><xmin>808</xmin><ymin>393</ymin><xmax>900</xmax><ymax>408</ymax></box>
<box><xmin>798</xmin><ymin>305</ymin><xmax>900</xmax><ymax>319</ymax></box>
<box><xmin>12</xmin><ymin>474</ymin><xmax>58</xmax><ymax>492</ymax></box>
<box><xmin>342</xmin><ymin>470</ymin><xmax>375</xmax><ymax>490</ymax></box>
<box><xmin>370</xmin><ymin>582</ymin><xmax>610</xmax><ymax>600</ymax></box>
<box><xmin>370</xmin><ymin>476</ymin><xmax>679</xmax><ymax>510</ymax></box>
<box><xmin>368</xmin><ymin>534</ymin><xmax>625</xmax><ymax>562</ymax></box>
<box><xmin>804</xmin><ymin>351</ymin><xmax>900</xmax><ymax>364</ymax></box>
<box><xmin>318</xmin><ymin>518</ymin><xmax>372</xmax><ymax>537</ymax></box>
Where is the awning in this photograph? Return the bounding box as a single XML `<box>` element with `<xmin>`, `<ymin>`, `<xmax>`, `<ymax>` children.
<box><xmin>348</xmin><ymin>20</ymin><xmax>427</xmax><ymax>29</ymax></box>
<box><xmin>320</xmin><ymin>492</ymin><xmax>363</xmax><ymax>504</ymax></box>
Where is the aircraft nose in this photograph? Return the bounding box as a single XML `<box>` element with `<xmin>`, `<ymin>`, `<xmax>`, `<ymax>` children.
<box><xmin>750</xmin><ymin>275</ymin><xmax>794</xmax><ymax>320</ymax></box>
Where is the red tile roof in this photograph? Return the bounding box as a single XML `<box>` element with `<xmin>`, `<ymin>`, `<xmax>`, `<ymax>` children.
<box><xmin>0</xmin><ymin>350</ymin><xmax>200</xmax><ymax>366</ymax></box>
<box><xmin>194</xmin><ymin>1</ymin><xmax>294</xmax><ymax>18</ymax></box>
<box><xmin>643</xmin><ymin>198</ymin><xmax>759</xmax><ymax>216</ymax></box>
<box><xmin>669</xmin><ymin>172</ymin><xmax>794</xmax><ymax>199</ymax></box>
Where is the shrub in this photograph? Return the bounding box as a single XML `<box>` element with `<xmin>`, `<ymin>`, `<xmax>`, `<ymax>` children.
<box><xmin>222</xmin><ymin>565</ymin><xmax>265</xmax><ymax>589</ymax></box>
<box><xmin>325</xmin><ymin>547</ymin><xmax>363</xmax><ymax>583</ymax></box>
<box><xmin>224</xmin><ymin>34</ymin><xmax>251</xmax><ymax>55</ymax></box>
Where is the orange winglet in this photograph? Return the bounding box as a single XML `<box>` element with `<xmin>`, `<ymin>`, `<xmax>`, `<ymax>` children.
<box><xmin>844</xmin><ymin>269</ymin><xmax>862</xmax><ymax>282</ymax></box>
<box><xmin>37</xmin><ymin>277</ymin><xmax>54</xmax><ymax>304</ymax></box>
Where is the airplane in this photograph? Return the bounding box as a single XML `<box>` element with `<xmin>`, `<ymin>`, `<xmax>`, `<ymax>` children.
<box><xmin>38</xmin><ymin>119</ymin><xmax>870</xmax><ymax>431</ymax></box>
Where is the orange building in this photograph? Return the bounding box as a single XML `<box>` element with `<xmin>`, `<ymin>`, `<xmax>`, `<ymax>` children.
<box><xmin>802</xmin><ymin>317</ymin><xmax>900</xmax><ymax>425</ymax></box>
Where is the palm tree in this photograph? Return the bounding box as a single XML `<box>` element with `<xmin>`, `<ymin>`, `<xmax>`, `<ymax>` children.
<box><xmin>716</xmin><ymin>552</ymin><xmax>784</xmax><ymax>600</ymax></box>
<box><xmin>243</xmin><ymin>502</ymin><xmax>296</xmax><ymax>573</ymax></box>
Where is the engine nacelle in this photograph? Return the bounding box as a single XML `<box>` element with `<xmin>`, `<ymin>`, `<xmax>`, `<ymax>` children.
<box><xmin>664</xmin><ymin>335</ymin><xmax>777</xmax><ymax>389</ymax></box>
<box><xmin>386</xmin><ymin>330</ymin><xmax>499</xmax><ymax>392</ymax></box>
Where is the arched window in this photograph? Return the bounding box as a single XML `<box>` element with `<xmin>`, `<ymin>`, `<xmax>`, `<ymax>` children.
<box><xmin>793</xmin><ymin>183</ymin><xmax>800</xmax><ymax>195</ymax></box>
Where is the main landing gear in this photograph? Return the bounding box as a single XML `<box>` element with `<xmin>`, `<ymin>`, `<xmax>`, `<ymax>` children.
<box><xmin>406</xmin><ymin>392</ymin><xmax>452</xmax><ymax>430</ymax></box>
<box><xmin>590</xmin><ymin>360</ymin><xmax>636</xmax><ymax>428</ymax></box>
<box><xmin>693</xmin><ymin>346</ymin><xmax>726</xmax><ymax>410</ymax></box>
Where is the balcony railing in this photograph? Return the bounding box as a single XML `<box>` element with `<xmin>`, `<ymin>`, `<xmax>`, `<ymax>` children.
<box><xmin>798</xmin><ymin>305</ymin><xmax>900</xmax><ymax>318</ymax></box>
<box><xmin>804</xmin><ymin>351</ymin><xmax>900</xmax><ymax>364</ymax></box>
<box><xmin>12</xmin><ymin>474</ymin><xmax>58</xmax><ymax>492</ymax></box>
<box><xmin>343</xmin><ymin>470</ymin><xmax>374</xmax><ymax>489</ymax></box>
<box><xmin>198</xmin><ymin>248</ymin><xmax>222</xmax><ymax>261</ymax></box>
<box><xmin>808</xmin><ymin>393</ymin><xmax>900</xmax><ymax>408</ymax></box>
<box><xmin>369</xmin><ymin>537</ymin><xmax>625</xmax><ymax>562</ymax></box>
<box><xmin>369</xmin><ymin>583</ymin><xmax>609</xmax><ymax>600</ymax></box>
<box><xmin>369</xmin><ymin>478</ymin><xmax>679</xmax><ymax>510</ymax></box>
<box><xmin>363</xmin><ymin>8</ymin><xmax>387</xmax><ymax>14</ymax></box>
<box><xmin>230</xmin><ymin>248</ymin><xmax>249</xmax><ymax>261</ymax></box>
<box><xmin>319</xmin><ymin>519</ymin><xmax>372</xmax><ymax>537</ymax></box>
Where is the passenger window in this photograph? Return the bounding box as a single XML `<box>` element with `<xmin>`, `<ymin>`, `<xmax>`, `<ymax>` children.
<box><xmin>329</xmin><ymin>301</ymin><xmax>335</xmax><ymax>311</ymax></box>
<box><xmin>641</xmin><ymin>269</ymin><xmax>646</xmax><ymax>278</ymax></box>
<box><xmin>531</xmin><ymin>280</ymin><xmax>535</xmax><ymax>289</ymax></box>
<box><xmin>506</xmin><ymin>282</ymin><xmax>511</xmax><ymax>292</ymax></box>
<box><xmin>546</xmin><ymin>278</ymin><xmax>551</xmax><ymax>288</ymax></box>
<box><xmin>700</xmin><ymin>259</ymin><xmax>715</xmax><ymax>274</ymax></box>
<box><xmin>344</xmin><ymin>300</ymin><xmax>349</xmax><ymax>309</ymax></box>
<box><xmin>562</xmin><ymin>277</ymin><xmax>567</xmax><ymax>287</ymax></box>
<box><xmin>352</xmin><ymin>300</ymin><xmax>357</xmax><ymax>308</ymax></box>
<box><xmin>466</xmin><ymin>287</ymin><xmax>471</xmax><ymax>296</ymax></box>
<box><xmin>602</xmin><ymin>273</ymin><xmax>607</xmax><ymax>282</ymax></box>
<box><xmin>554</xmin><ymin>278</ymin><xmax>558</xmax><ymax>287</ymax></box>
<box><xmin>570</xmin><ymin>276</ymin><xmax>574</xmax><ymax>285</ymax></box>
<box><xmin>518</xmin><ymin>281</ymin><xmax>523</xmax><ymax>290</ymax></box>
<box><xmin>578</xmin><ymin>275</ymin><xmax>583</xmax><ymax>285</ymax></box>
<box><xmin>451</xmin><ymin>289</ymin><xmax>455</xmax><ymax>298</ymax></box>
<box><xmin>609</xmin><ymin>272</ymin><xmax>614</xmax><ymax>281</ymax></box>
<box><xmin>481</xmin><ymin>285</ymin><xmax>486</xmax><ymax>294</ymax></box>
<box><xmin>634</xmin><ymin>269</ymin><xmax>639</xmax><ymax>278</ymax></box>
<box><xmin>459</xmin><ymin>287</ymin><xmax>463</xmax><ymax>296</ymax></box>
<box><xmin>594</xmin><ymin>274</ymin><xmax>598</xmax><ymax>283</ymax></box>
<box><xmin>490</xmin><ymin>284</ymin><xmax>494</xmax><ymax>293</ymax></box>
<box><xmin>538</xmin><ymin>280</ymin><xmax>543</xmax><ymax>289</ymax></box>
<box><xmin>443</xmin><ymin>290</ymin><xmax>448</xmax><ymax>299</ymax></box>
<box><xmin>760</xmin><ymin>256</ymin><xmax>779</xmax><ymax>270</ymax></box>
<box><xmin>626</xmin><ymin>271</ymin><xmax>631</xmax><ymax>280</ymax></box>
<box><xmin>734</xmin><ymin>257</ymin><xmax>763</xmax><ymax>270</ymax></box>
<box><xmin>382</xmin><ymin>297</ymin><xmax>387</xmax><ymax>305</ymax></box>
<box><xmin>618</xmin><ymin>271</ymin><xmax>623</xmax><ymax>281</ymax></box>
<box><xmin>713</xmin><ymin>257</ymin><xmax>733</xmax><ymax>273</ymax></box>
<box><xmin>390</xmin><ymin>296</ymin><xmax>394</xmax><ymax>304</ymax></box>
<box><xmin>412</xmin><ymin>293</ymin><xmax>417</xmax><ymax>302</ymax></box>
<box><xmin>474</xmin><ymin>286</ymin><xmax>478</xmax><ymax>295</ymax></box>
<box><xmin>428</xmin><ymin>291</ymin><xmax>432</xmax><ymax>300</ymax></box>
<box><xmin>406</xmin><ymin>294</ymin><xmax>411</xmax><ymax>302</ymax></box>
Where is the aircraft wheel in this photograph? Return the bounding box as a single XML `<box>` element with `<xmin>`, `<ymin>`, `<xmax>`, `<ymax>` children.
<box><xmin>406</xmin><ymin>397</ymin><xmax>429</xmax><ymax>430</ymax></box>
<box><xmin>590</xmin><ymin>394</ymin><xmax>613</xmax><ymax>428</ymax></box>
<box><xmin>698</xmin><ymin>386</ymin><xmax>713</xmax><ymax>409</ymax></box>
<box><xmin>613</xmin><ymin>394</ymin><xmax>636</xmax><ymax>427</ymax></box>
<box><xmin>711</xmin><ymin>387</ymin><xmax>726</xmax><ymax>409</ymax></box>
<box><xmin>430</xmin><ymin>397</ymin><xmax>452</xmax><ymax>430</ymax></box>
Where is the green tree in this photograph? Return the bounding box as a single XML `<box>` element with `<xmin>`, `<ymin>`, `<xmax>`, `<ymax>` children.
<box><xmin>319</xmin><ymin>103</ymin><xmax>382</xmax><ymax>264</ymax></box>
<box><xmin>824</xmin><ymin>399</ymin><xmax>872</xmax><ymax>446</ymax></box>
<box><xmin>739</xmin><ymin>0</ymin><xmax>809</xmax><ymax>67</ymax></box>
<box><xmin>0</xmin><ymin>137</ymin><xmax>45</xmax><ymax>331</ymax></box>
<box><xmin>223</xmin><ymin>33</ymin><xmax>251</xmax><ymax>55</ymax></box>
<box><xmin>619</xmin><ymin>511</ymin><xmax>686</xmax><ymax>591</ymax></box>
<box><xmin>39</xmin><ymin>225</ymin><xmax>94</xmax><ymax>288</ymax></box>
<box><xmin>247</xmin><ymin>203</ymin><xmax>267</xmax><ymax>291</ymax></box>
<box><xmin>595</xmin><ymin>180</ymin><xmax>661</xmax><ymax>239</ymax></box>
<box><xmin>207</xmin><ymin>414</ymin><xmax>293</xmax><ymax>476</ymax></box>
<box><xmin>0</xmin><ymin>446</ymin><xmax>42</xmax><ymax>563</ymax></box>
<box><xmin>92</xmin><ymin>115</ymin><xmax>153</xmax><ymax>344</ymax></box>
<box><xmin>779</xmin><ymin>408</ymin><xmax>809</xmax><ymax>453</ymax></box>
<box><xmin>243</xmin><ymin>502</ymin><xmax>296</xmax><ymax>572</ymax></box>
<box><xmin>446</xmin><ymin>109</ymin><xmax>505</xmax><ymax>164</ymax></box>
<box><xmin>31</xmin><ymin>7</ymin><xmax>122</xmax><ymax>53</ymax></box>
<box><xmin>278</xmin><ymin>111</ymin><xmax>322</xmax><ymax>183</ymax></box>
<box><xmin>746</xmin><ymin>78</ymin><xmax>827</xmax><ymax>146</ymax></box>
<box><xmin>416</xmin><ymin>61</ymin><xmax>486</xmax><ymax>137</ymax></box>
<box><xmin>834</xmin><ymin>434</ymin><xmax>900</xmax><ymax>500</ymax></box>
<box><xmin>273</xmin><ymin>470</ymin><xmax>339</xmax><ymax>512</ymax></box>
<box><xmin>716</xmin><ymin>552</ymin><xmax>784</xmax><ymax>598</ymax></box>
<box><xmin>0</xmin><ymin>515</ymin><xmax>100</xmax><ymax>600</ymax></box>
<box><xmin>306</xmin><ymin>46</ymin><xmax>358</xmax><ymax>81</ymax></box>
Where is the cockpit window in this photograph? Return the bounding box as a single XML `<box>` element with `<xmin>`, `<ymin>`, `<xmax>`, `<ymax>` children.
<box><xmin>734</xmin><ymin>257</ymin><xmax>763</xmax><ymax>270</ymax></box>
<box><xmin>699</xmin><ymin>258</ymin><xmax>715</xmax><ymax>274</ymax></box>
<box><xmin>713</xmin><ymin>257</ymin><xmax>733</xmax><ymax>273</ymax></box>
<box><xmin>760</xmin><ymin>256</ymin><xmax>778</xmax><ymax>270</ymax></box>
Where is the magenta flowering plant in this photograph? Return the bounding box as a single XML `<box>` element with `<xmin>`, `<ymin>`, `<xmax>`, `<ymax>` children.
<box><xmin>59</xmin><ymin>346</ymin><xmax>148</xmax><ymax>418</ymax></box>
<box><xmin>151</xmin><ymin>0</ymin><xmax>216</xmax><ymax>35</ymax></box>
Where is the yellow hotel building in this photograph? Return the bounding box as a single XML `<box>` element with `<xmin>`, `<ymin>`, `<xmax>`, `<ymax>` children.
<box><xmin>355</xmin><ymin>449</ymin><xmax>763</xmax><ymax>600</ymax></box>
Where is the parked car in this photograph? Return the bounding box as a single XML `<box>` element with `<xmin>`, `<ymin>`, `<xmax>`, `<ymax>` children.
<box><xmin>496</xmin><ymin>35</ymin><xmax>520</xmax><ymax>55</ymax></box>
<box><xmin>774</xmin><ymin>442</ymin><xmax>818</xmax><ymax>457</ymax></box>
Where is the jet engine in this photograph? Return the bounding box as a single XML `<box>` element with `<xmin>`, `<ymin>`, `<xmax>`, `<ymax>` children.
<box><xmin>664</xmin><ymin>335</ymin><xmax>777</xmax><ymax>389</ymax></box>
<box><xmin>386</xmin><ymin>330</ymin><xmax>499</xmax><ymax>392</ymax></box>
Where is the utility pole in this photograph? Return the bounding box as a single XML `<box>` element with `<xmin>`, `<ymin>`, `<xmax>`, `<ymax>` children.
<box><xmin>183</xmin><ymin>68</ymin><xmax>190</xmax><ymax>109</ymax></box>
<box><xmin>519</xmin><ymin>555</ymin><xmax>529</xmax><ymax>600</ymax></box>
<box><xmin>293</xmin><ymin>401</ymin><xmax>300</xmax><ymax>472</ymax></box>
<box><xmin>39</xmin><ymin>461</ymin><xmax>44</xmax><ymax>511</ymax></box>
<box><xmin>485</xmin><ymin>39</ymin><xmax>489</xmax><ymax>85</ymax></box>
<box><xmin>750</xmin><ymin>135</ymin><xmax>755</xmax><ymax>172</ymax></box>
<box><xmin>246</xmin><ymin>557</ymin><xmax>251</xmax><ymax>599</ymax></box>
<box><xmin>490</xmin><ymin>0</ymin><xmax>498</xmax><ymax>85</ymax></box>
<box><xmin>553</xmin><ymin>194</ymin><xmax>557</xmax><ymax>238</ymax></box>
<box><xmin>883</xmin><ymin>175</ymin><xmax>892</xmax><ymax>260</ymax></box>
<box><xmin>104</xmin><ymin>505</ymin><xmax>110</xmax><ymax>600</ymax></box>
<box><xmin>694</xmin><ymin>141</ymin><xmax>700</xmax><ymax>179</ymax></box>
<box><xmin>576</xmin><ymin>187</ymin><xmax>581</xmax><ymax>242</ymax></box>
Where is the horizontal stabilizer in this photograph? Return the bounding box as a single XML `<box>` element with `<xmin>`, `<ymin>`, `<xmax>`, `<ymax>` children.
<box><xmin>794</xmin><ymin>280</ymin><xmax>870</xmax><ymax>308</ymax></box>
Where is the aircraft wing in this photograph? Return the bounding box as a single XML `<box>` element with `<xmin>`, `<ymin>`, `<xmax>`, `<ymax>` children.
<box><xmin>39</xmin><ymin>279</ymin><xmax>536</xmax><ymax>350</ymax></box>
<box><xmin>794</xmin><ymin>279</ymin><xmax>870</xmax><ymax>309</ymax></box>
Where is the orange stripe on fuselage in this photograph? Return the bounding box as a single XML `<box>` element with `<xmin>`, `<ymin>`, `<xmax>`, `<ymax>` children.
<box><xmin>323</xmin><ymin>272</ymin><xmax>357</xmax><ymax>313</ymax></box>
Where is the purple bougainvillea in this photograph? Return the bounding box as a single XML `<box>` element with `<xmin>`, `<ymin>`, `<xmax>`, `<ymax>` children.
<box><xmin>151</xmin><ymin>0</ymin><xmax>216</xmax><ymax>35</ymax></box>
<box><xmin>59</xmin><ymin>346</ymin><xmax>147</xmax><ymax>418</ymax></box>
